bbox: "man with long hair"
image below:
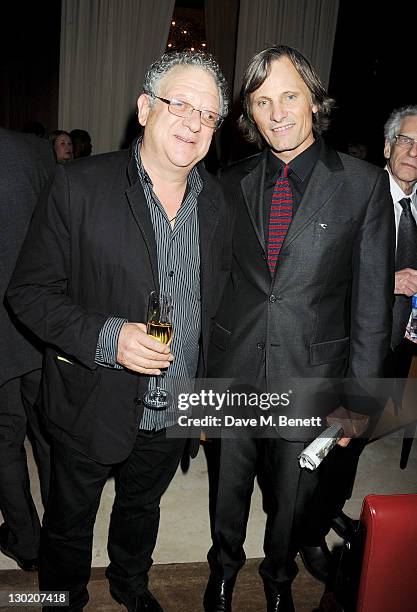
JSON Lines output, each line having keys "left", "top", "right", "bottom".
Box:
{"left": 204, "top": 45, "right": 394, "bottom": 612}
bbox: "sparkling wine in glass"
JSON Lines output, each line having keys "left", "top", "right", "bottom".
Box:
{"left": 143, "top": 291, "right": 173, "bottom": 410}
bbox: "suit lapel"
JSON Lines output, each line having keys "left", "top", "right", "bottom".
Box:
{"left": 198, "top": 185, "right": 220, "bottom": 304}
{"left": 125, "top": 152, "right": 159, "bottom": 289}
{"left": 241, "top": 152, "right": 268, "bottom": 251}
{"left": 197, "top": 182, "right": 221, "bottom": 374}
{"left": 280, "top": 145, "right": 344, "bottom": 252}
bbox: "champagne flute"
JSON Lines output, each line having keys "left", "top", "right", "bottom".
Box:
{"left": 143, "top": 291, "right": 173, "bottom": 409}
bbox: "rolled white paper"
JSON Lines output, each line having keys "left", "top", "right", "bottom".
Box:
{"left": 298, "top": 423, "right": 344, "bottom": 470}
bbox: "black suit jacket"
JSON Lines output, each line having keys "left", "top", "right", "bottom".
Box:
{"left": 0, "top": 128, "right": 55, "bottom": 387}
{"left": 208, "top": 141, "right": 395, "bottom": 438}
{"left": 7, "top": 146, "right": 232, "bottom": 463}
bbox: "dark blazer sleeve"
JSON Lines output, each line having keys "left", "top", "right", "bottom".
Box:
{"left": 1, "top": 130, "right": 56, "bottom": 385}
{"left": 7, "top": 164, "right": 109, "bottom": 370}
{"left": 348, "top": 169, "right": 395, "bottom": 377}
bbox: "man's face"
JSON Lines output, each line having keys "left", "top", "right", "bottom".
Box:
{"left": 250, "top": 57, "right": 318, "bottom": 163}
{"left": 137, "top": 65, "right": 220, "bottom": 173}
{"left": 347, "top": 143, "right": 368, "bottom": 160}
{"left": 54, "top": 134, "right": 73, "bottom": 161}
{"left": 384, "top": 115, "right": 417, "bottom": 195}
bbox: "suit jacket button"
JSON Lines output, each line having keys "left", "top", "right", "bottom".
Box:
{"left": 269, "top": 294, "right": 277, "bottom": 303}
{"left": 257, "top": 342, "right": 265, "bottom": 350}
{"left": 134, "top": 397, "right": 142, "bottom": 405}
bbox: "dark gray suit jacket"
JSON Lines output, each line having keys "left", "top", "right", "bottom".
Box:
{"left": 208, "top": 141, "right": 395, "bottom": 438}
{"left": 7, "top": 146, "right": 232, "bottom": 463}
{"left": 0, "top": 128, "right": 55, "bottom": 387}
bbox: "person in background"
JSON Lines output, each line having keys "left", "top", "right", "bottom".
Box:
{"left": 385, "top": 105, "right": 417, "bottom": 356}
{"left": 49, "top": 130, "right": 73, "bottom": 162}
{"left": 70, "top": 129, "right": 92, "bottom": 158}
{"left": 22, "top": 121, "right": 47, "bottom": 139}
{"left": 0, "top": 128, "right": 53, "bottom": 572}
{"left": 384, "top": 105, "right": 417, "bottom": 466}
{"left": 7, "top": 51, "right": 231, "bottom": 612}
{"left": 203, "top": 45, "right": 394, "bottom": 612}
{"left": 347, "top": 138, "right": 369, "bottom": 161}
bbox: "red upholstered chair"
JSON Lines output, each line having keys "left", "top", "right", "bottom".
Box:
{"left": 356, "top": 494, "right": 417, "bottom": 612}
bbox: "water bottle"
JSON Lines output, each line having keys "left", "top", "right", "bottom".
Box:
{"left": 410, "top": 294, "right": 417, "bottom": 342}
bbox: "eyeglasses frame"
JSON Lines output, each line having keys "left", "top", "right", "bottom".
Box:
{"left": 393, "top": 134, "right": 417, "bottom": 149}
{"left": 144, "top": 91, "right": 223, "bottom": 130}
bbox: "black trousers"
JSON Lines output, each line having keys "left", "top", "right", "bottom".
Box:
{"left": 300, "top": 441, "right": 365, "bottom": 543}
{"left": 0, "top": 370, "right": 50, "bottom": 560}
{"left": 385, "top": 339, "right": 417, "bottom": 410}
{"left": 207, "top": 436, "right": 318, "bottom": 589}
{"left": 39, "top": 428, "right": 185, "bottom": 610}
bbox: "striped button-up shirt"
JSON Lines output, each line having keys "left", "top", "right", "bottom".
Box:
{"left": 95, "top": 140, "right": 202, "bottom": 430}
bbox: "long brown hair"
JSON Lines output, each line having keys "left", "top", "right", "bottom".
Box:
{"left": 238, "top": 45, "right": 335, "bottom": 148}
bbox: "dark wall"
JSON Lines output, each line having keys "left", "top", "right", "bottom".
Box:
{"left": 0, "top": 1, "right": 61, "bottom": 134}
{"left": 1, "top": 0, "right": 413, "bottom": 159}
{"left": 327, "top": 0, "right": 416, "bottom": 165}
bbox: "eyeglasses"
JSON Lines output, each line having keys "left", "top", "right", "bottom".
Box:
{"left": 393, "top": 134, "right": 417, "bottom": 149}
{"left": 145, "top": 91, "right": 223, "bottom": 129}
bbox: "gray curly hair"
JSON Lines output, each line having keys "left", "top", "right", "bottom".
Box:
{"left": 384, "top": 105, "right": 417, "bottom": 142}
{"left": 142, "top": 51, "right": 229, "bottom": 118}
{"left": 238, "top": 45, "right": 335, "bottom": 149}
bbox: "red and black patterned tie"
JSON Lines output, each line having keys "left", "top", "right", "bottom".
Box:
{"left": 267, "top": 164, "right": 293, "bottom": 274}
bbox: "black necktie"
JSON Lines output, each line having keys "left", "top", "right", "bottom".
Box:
{"left": 395, "top": 197, "right": 417, "bottom": 271}
{"left": 392, "top": 197, "right": 417, "bottom": 347}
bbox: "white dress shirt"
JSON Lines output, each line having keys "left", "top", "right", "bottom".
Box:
{"left": 385, "top": 167, "right": 417, "bottom": 248}
{"left": 385, "top": 167, "right": 417, "bottom": 342}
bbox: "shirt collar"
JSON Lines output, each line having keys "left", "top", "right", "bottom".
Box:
{"left": 266, "top": 136, "right": 321, "bottom": 184}
{"left": 135, "top": 137, "right": 153, "bottom": 185}
{"left": 134, "top": 136, "right": 203, "bottom": 193}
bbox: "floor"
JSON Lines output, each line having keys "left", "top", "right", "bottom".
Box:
{"left": 0, "top": 430, "right": 416, "bottom": 611}
{"left": 0, "top": 559, "right": 325, "bottom": 612}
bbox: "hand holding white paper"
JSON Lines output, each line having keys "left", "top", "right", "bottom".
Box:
{"left": 298, "top": 423, "right": 344, "bottom": 470}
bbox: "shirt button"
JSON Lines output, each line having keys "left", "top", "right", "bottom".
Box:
{"left": 168, "top": 271, "right": 174, "bottom": 278}
{"left": 257, "top": 342, "right": 265, "bottom": 350}
{"left": 269, "top": 294, "right": 277, "bottom": 303}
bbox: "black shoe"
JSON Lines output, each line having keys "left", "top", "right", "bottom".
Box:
{"left": 0, "top": 523, "right": 38, "bottom": 572}
{"left": 110, "top": 588, "right": 163, "bottom": 612}
{"left": 264, "top": 584, "right": 295, "bottom": 612}
{"left": 331, "top": 512, "right": 359, "bottom": 540}
{"left": 299, "top": 540, "right": 331, "bottom": 583}
{"left": 203, "top": 574, "right": 235, "bottom": 612}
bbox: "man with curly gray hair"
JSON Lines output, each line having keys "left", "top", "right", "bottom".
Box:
{"left": 204, "top": 45, "right": 394, "bottom": 612}
{"left": 143, "top": 51, "right": 229, "bottom": 119}
{"left": 7, "top": 50, "right": 232, "bottom": 612}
